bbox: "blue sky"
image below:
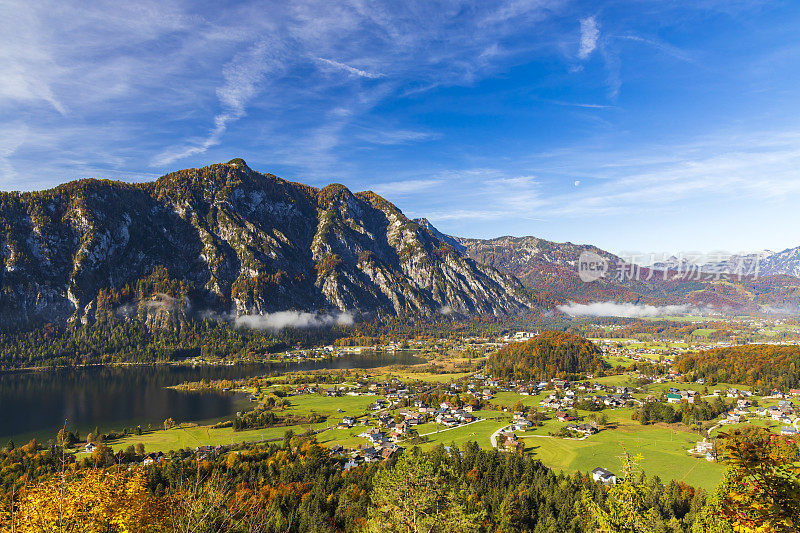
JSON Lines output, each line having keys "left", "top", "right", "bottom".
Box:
{"left": 2, "top": 0, "right": 800, "bottom": 256}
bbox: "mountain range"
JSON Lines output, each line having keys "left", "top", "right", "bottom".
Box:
{"left": 2, "top": 160, "right": 800, "bottom": 330}
{"left": 651, "top": 249, "right": 800, "bottom": 278}
{"left": 0, "top": 160, "right": 534, "bottom": 329}
{"left": 418, "top": 226, "right": 800, "bottom": 313}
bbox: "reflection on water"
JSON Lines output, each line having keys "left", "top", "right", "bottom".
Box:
{"left": 0, "top": 351, "right": 421, "bottom": 443}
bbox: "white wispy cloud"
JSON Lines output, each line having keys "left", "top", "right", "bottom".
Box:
{"left": 620, "top": 34, "right": 695, "bottom": 64}
{"left": 316, "top": 57, "right": 385, "bottom": 79}
{"left": 388, "top": 126, "right": 800, "bottom": 245}
{"left": 578, "top": 16, "right": 599, "bottom": 59}
{"left": 404, "top": 169, "right": 543, "bottom": 223}
{"left": 558, "top": 302, "right": 701, "bottom": 318}
{"left": 153, "top": 38, "right": 283, "bottom": 166}
{"left": 235, "top": 310, "right": 354, "bottom": 330}
{"left": 0, "top": 0, "right": 789, "bottom": 227}
{"left": 540, "top": 98, "right": 614, "bottom": 109}
{"left": 371, "top": 178, "right": 443, "bottom": 196}
{"left": 0, "top": 125, "right": 28, "bottom": 183}
{"left": 358, "top": 128, "right": 441, "bottom": 145}
{"left": 539, "top": 130, "right": 800, "bottom": 216}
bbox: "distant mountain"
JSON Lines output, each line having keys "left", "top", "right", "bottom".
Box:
{"left": 695, "top": 248, "right": 800, "bottom": 278}
{"left": 648, "top": 248, "right": 800, "bottom": 280}
{"left": 413, "top": 218, "right": 466, "bottom": 254}
{"left": 420, "top": 221, "right": 800, "bottom": 312}
{"left": 452, "top": 235, "right": 647, "bottom": 304}
{"left": 650, "top": 251, "right": 772, "bottom": 276}
{"left": 0, "top": 160, "right": 535, "bottom": 329}
{"left": 759, "top": 247, "right": 800, "bottom": 277}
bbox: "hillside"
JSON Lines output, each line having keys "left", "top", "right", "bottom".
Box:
{"left": 0, "top": 160, "right": 535, "bottom": 329}
{"left": 418, "top": 222, "right": 800, "bottom": 312}
{"left": 488, "top": 331, "right": 606, "bottom": 379}
{"left": 454, "top": 234, "right": 648, "bottom": 304}
{"left": 675, "top": 344, "right": 800, "bottom": 391}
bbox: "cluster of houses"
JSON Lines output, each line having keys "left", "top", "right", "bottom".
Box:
{"left": 719, "top": 397, "right": 796, "bottom": 426}
{"left": 598, "top": 341, "right": 678, "bottom": 364}
{"left": 692, "top": 439, "right": 716, "bottom": 462}
{"left": 340, "top": 444, "right": 404, "bottom": 469}
{"left": 288, "top": 378, "right": 419, "bottom": 407}
{"left": 431, "top": 401, "right": 478, "bottom": 427}
{"left": 539, "top": 382, "right": 636, "bottom": 412}
{"left": 510, "top": 412, "right": 533, "bottom": 431}
{"left": 82, "top": 443, "right": 227, "bottom": 467}
{"left": 666, "top": 388, "right": 699, "bottom": 403}
{"left": 565, "top": 422, "right": 600, "bottom": 436}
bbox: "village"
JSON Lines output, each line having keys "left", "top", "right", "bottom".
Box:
{"left": 96, "top": 324, "right": 800, "bottom": 492}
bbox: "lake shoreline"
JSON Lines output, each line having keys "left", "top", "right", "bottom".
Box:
{"left": 0, "top": 351, "right": 425, "bottom": 443}
{"left": 0, "top": 347, "right": 423, "bottom": 374}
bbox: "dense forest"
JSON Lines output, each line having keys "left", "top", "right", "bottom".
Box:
{"left": 488, "top": 332, "right": 607, "bottom": 380}
{"left": 0, "top": 320, "right": 350, "bottom": 369}
{"left": 2, "top": 428, "right": 797, "bottom": 532}
{"left": 0, "top": 312, "right": 566, "bottom": 369}
{"left": 0, "top": 434, "right": 706, "bottom": 532}
{"left": 566, "top": 318, "right": 742, "bottom": 343}
{"left": 675, "top": 344, "right": 800, "bottom": 392}
{"left": 633, "top": 397, "right": 732, "bottom": 426}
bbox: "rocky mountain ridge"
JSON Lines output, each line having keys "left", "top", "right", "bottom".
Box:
{"left": 651, "top": 248, "right": 800, "bottom": 278}
{"left": 420, "top": 224, "right": 800, "bottom": 312}
{"left": 0, "top": 160, "right": 535, "bottom": 329}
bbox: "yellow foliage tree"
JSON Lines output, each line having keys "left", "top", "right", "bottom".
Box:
{"left": 2, "top": 468, "right": 167, "bottom": 532}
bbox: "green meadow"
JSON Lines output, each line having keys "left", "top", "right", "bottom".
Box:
{"left": 107, "top": 373, "right": 751, "bottom": 493}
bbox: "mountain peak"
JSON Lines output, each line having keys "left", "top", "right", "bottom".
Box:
{"left": 0, "top": 165, "right": 535, "bottom": 328}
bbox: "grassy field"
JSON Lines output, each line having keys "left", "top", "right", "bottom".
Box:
{"left": 118, "top": 410, "right": 724, "bottom": 491}
{"left": 604, "top": 355, "right": 635, "bottom": 367}
{"left": 593, "top": 374, "right": 638, "bottom": 387}
{"left": 511, "top": 407, "right": 723, "bottom": 491}
{"left": 109, "top": 423, "right": 321, "bottom": 453}
{"left": 420, "top": 420, "right": 505, "bottom": 449}
{"left": 490, "top": 391, "right": 548, "bottom": 408}
{"left": 642, "top": 315, "right": 717, "bottom": 323}
{"left": 524, "top": 422, "right": 722, "bottom": 491}
{"left": 709, "top": 418, "right": 782, "bottom": 438}
{"left": 644, "top": 381, "right": 750, "bottom": 394}
{"left": 372, "top": 371, "right": 474, "bottom": 383}
{"left": 107, "top": 373, "right": 745, "bottom": 493}
{"left": 281, "top": 393, "right": 376, "bottom": 417}
{"left": 480, "top": 389, "right": 727, "bottom": 491}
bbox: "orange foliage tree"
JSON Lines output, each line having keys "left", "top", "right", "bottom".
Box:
{"left": 2, "top": 468, "right": 167, "bottom": 532}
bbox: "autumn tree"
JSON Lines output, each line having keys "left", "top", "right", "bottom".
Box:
{"left": 167, "top": 465, "right": 269, "bottom": 533}
{"left": 3, "top": 468, "right": 167, "bottom": 532}
{"left": 366, "top": 450, "right": 480, "bottom": 533}
{"left": 582, "top": 452, "right": 659, "bottom": 532}
{"left": 693, "top": 429, "right": 800, "bottom": 532}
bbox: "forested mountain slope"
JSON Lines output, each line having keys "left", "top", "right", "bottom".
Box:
{"left": 0, "top": 160, "right": 535, "bottom": 329}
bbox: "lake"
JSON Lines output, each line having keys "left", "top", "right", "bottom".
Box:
{"left": 0, "top": 351, "right": 422, "bottom": 443}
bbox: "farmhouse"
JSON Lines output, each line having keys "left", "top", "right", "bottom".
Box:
{"left": 591, "top": 467, "right": 617, "bottom": 485}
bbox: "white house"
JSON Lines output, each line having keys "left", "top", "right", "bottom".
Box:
{"left": 591, "top": 467, "right": 617, "bottom": 485}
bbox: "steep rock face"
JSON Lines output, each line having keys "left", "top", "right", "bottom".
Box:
{"left": 0, "top": 161, "right": 534, "bottom": 328}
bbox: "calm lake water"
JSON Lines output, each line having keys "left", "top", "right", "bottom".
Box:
{"left": 0, "top": 351, "right": 422, "bottom": 443}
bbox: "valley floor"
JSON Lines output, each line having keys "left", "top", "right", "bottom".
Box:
{"left": 107, "top": 370, "right": 733, "bottom": 492}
